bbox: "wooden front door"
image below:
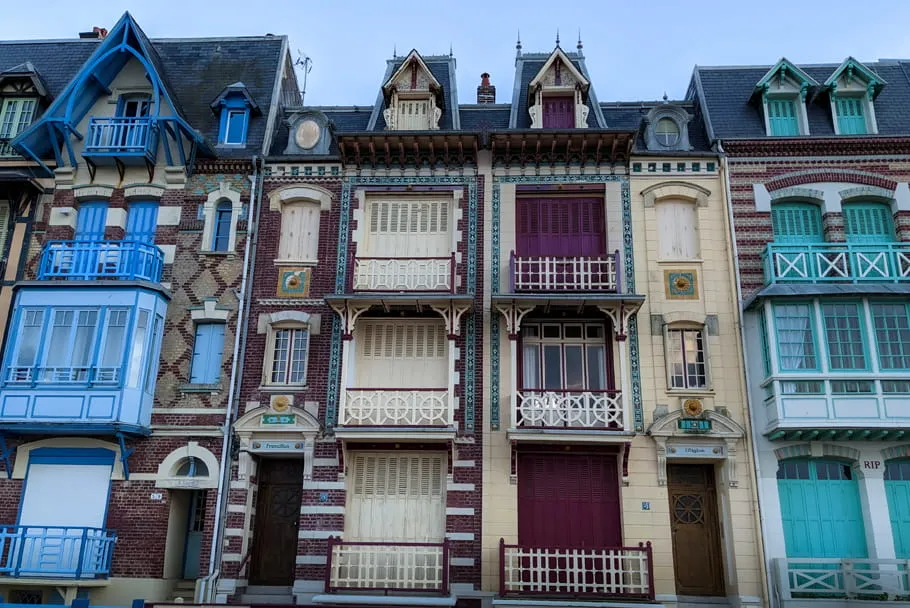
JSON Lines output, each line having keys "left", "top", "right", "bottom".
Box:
{"left": 250, "top": 458, "right": 303, "bottom": 585}
{"left": 518, "top": 452, "right": 621, "bottom": 547}
{"left": 668, "top": 464, "right": 725, "bottom": 596}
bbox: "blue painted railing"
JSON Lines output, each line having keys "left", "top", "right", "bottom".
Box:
{"left": 83, "top": 117, "right": 159, "bottom": 160}
{"left": 763, "top": 242, "right": 910, "bottom": 284}
{"left": 0, "top": 526, "right": 116, "bottom": 579}
{"left": 39, "top": 240, "right": 164, "bottom": 282}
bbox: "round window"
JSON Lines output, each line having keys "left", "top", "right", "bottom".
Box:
{"left": 655, "top": 117, "right": 680, "bottom": 147}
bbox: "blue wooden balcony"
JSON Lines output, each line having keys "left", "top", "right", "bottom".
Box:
{"left": 82, "top": 117, "right": 159, "bottom": 166}
{"left": 763, "top": 242, "right": 910, "bottom": 285}
{"left": 39, "top": 240, "right": 163, "bottom": 283}
{"left": 0, "top": 526, "right": 115, "bottom": 579}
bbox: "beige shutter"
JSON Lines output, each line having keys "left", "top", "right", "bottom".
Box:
{"left": 364, "top": 199, "right": 449, "bottom": 259}
{"left": 656, "top": 199, "right": 698, "bottom": 259}
{"left": 397, "top": 99, "right": 430, "bottom": 130}
{"left": 356, "top": 320, "right": 447, "bottom": 388}
{"left": 278, "top": 201, "right": 320, "bottom": 261}
{"left": 346, "top": 452, "right": 446, "bottom": 541}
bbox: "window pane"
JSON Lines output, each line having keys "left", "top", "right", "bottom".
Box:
{"left": 871, "top": 303, "right": 910, "bottom": 370}
{"left": 822, "top": 303, "right": 866, "bottom": 370}
{"left": 542, "top": 345, "right": 562, "bottom": 390}
{"left": 271, "top": 329, "right": 290, "bottom": 383}
{"left": 288, "top": 329, "right": 309, "bottom": 384}
{"left": 586, "top": 346, "right": 606, "bottom": 390}
{"left": 15, "top": 310, "right": 44, "bottom": 368}
{"left": 774, "top": 304, "right": 817, "bottom": 371}
{"left": 101, "top": 309, "right": 129, "bottom": 368}
{"left": 668, "top": 330, "right": 685, "bottom": 388}
{"left": 213, "top": 203, "right": 232, "bottom": 251}
{"left": 144, "top": 315, "right": 162, "bottom": 393}
{"left": 46, "top": 310, "right": 74, "bottom": 367}
{"left": 225, "top": 110, "right": 246, "bottom": 144}
{"left": 72, "top": 310, "right": 99, "bottom": 367}
{"left": 521, "top": 344, "right": 540, "bottom": 389}
{"left": 564, "top": 345, "right": 584, "bottom": 390}
{"left": 683, "top": 330, "right": 707, "bottom": 388}
{"left": 127, "top": 310, "right": 150, "bottom": 388}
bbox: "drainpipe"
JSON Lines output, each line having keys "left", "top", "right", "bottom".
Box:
{"left": 199, "top": 154, "right": 262, "bottom": 603}
{"left": 719, "top": 145, "right": 773, "bottom": 608}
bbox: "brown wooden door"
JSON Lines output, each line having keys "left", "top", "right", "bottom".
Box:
{"left": 517, "top": 452, "right": 621, "bottom": 547}
{"left": 668, "top": 464, "right": 726, "bottom": 596}
{"left": 249, "top": 458, "right": 303, "bottom": 585}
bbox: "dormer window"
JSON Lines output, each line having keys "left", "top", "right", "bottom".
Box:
{"left": 754, "top": 58, "right": 818, "bottom": 137}
{"left": 210, "top": 82, "right": 260, "bottom": 147}
{"left": 528, "top": 48, "right": 591, "bottom": 129}
{"left": 644, "top": 105, "right": 691, "bottom": 151}
{"left": 655, "top": 118, "right": 680, "bottom": 146}
{"left": 826, "top": 57, "right": 885, "bottom": 136}
{"left": 381, "top": 51, "right": 443, "bottom": 131}
{"left": 0, "top": 98, "right": 36, "bottom": 155}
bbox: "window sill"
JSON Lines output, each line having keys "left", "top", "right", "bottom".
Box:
{"left": 216, "top": 143, "right": 247, "bottom": 149}
{"left": 274, "top": 259, "right": 318, "bottom": 267}
{"left": 657, "top": 258, "right": 704, "bottom": 264}
{"left": 258, "top": 384, "right": 308, "bottom": 393}
{"left": 666, "top": 388, "right": 714, "bottom": 396}
{"left": 180, "top": 383, "right": 223, "bottom": 394}
{"left": 199, "top": 250, "right": 236, "bottom": 258}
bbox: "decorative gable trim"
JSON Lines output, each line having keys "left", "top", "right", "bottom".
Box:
{"left": 380, "top": 50, "right": 444, "bottom": 131}
{"left": 528, "top": 47, "right": 589, "bottom": 89}
{"left": 753, "top": 58, "right": 819, "bottom": 99}
{"left": 0, "top": 62, "right": 49, "bottom": 98}
{"left": 210, "top": 82, "right": 261, "bottom": 114}
{"left": 382, "top": 50, "right": 441, "bottom": 93}
{"left": 825, "top": 57, "right": 886, "bottom": 98}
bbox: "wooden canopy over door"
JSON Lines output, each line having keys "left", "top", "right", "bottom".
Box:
{"left": 249, "top": 458, "right": 304, "bottom": 585}
{"left": 667, "top": 464, "right": 725, "bottom": 596}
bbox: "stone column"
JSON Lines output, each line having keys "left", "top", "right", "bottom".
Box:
{"left": 855, "top": 460, "right": 896, "bottom": 559}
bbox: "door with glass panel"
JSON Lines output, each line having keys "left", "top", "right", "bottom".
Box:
{"left": 518, "top": 321, "right": 616, "bottom": 428}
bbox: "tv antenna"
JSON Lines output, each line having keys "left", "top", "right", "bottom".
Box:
{"left": 295, "top": 50, "right": 313, "bottom": 106}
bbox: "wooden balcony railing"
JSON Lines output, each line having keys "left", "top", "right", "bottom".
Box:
{"left": 515, "top": 390, "right": 623, "bottom": 430}
{"left": 763, "top": 242, "right": 910, "bottom": 285}
{"left": 499, "top": 539, "right": 654, "bottom": 600}
{"left": 83, "top": 117, "right": 159, "bottom": 159}
{"left": 5, "top": 365, "right": 122, "bottom": 386}
{"left": 511, "top": 250, "right": 619, "bottom": 292}
{"left": 325, "top": 537, "right": 449, "bottom": 594}
{"left": 352, "top": 255, "right": 455, "bottom": 292}
{"left": 0, "top": 526, "right": 116, "bottom": 579}
{"left": 773, "top": 557, "right": 910, "bottom": 601}
{"left": 38, "top": 240, "right": 164, "bottom": 282}
{"left": 340, "top": 388, "right": 452, "bottom": 427}
{"left": 0, "top": 138, "right": 20, "bottom": 158}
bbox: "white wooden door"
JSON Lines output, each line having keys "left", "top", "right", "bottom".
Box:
{"left": 346, "top": 452, "right": 446, "bottom": 541}
{"left": 356, "top": 320, "right": 447, "bottom": 388}
{"left": 365, "top": 199, "right": 450, "bottom": 258}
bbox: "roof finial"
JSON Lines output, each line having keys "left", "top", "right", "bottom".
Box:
{"left": 555, "top": 29, "right": 561, "bottom": 48}
{"left": 577, "top": 30, "right": 583, "bottom": 52}
{"left": 393, "top": 44, "right": 397, "bottom": 59}
{"left": 663, "top": 92, "right": 669, "bottom": 103}
{"left": 449, "top": 43, "right": 453, "bottom": 57}
{"left": 516, "top": 30, "right": 522, "bottom": 55}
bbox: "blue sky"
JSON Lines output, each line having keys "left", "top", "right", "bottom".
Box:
{"left": 5, "top": 0, "right": 910, "bottom": 107}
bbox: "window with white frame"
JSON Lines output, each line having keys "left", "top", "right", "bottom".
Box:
{"left": 521, "top": 322, "right": 610, "bottom": 392}
{"left": 666, "top": 327, "right": 707, "bottom": 389}
{"left": 655, "top": 199, "right": 698, "bottom": 259}
{"left": 266, "top": 325, "right": 310, "bottom": 386}
{"left": 277, "top": 201, "right": 320, "bottom": 262}
{"left": 0, "top": 97, "right": 36, "bottom": 155}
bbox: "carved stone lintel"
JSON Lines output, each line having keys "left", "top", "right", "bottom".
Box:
{"left": 494, "top": 302, "right": 535, "bottom": 338}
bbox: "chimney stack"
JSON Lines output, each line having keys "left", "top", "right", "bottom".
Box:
{"left": 477, "top": 73, "right": 496, "bottom": 104}
{"left": 79, "top": 26, "right": 108, "bottom": 40}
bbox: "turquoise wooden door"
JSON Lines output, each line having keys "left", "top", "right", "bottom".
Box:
{"left": 777, "top": 459, "right": 867, "bottom": 558}
{"left": 885, "top": 461, "right": 910, "bottom": 558}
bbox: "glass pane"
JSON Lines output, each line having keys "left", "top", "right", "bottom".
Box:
{"left": 225, "top": 110, "right": 246, "bottom": 143}
{"left": 288, "top": 329, "right": 308, "bottom": 384}
{"left": 586, "top": 346, "right": 606, "bottom": 390}
{"left": 144, "top": 315, "right": 162, "bottom": 393}
{"left": 668, "top": 330, "right": 685, "bottom": 388}
{"left": 271, "top": 329, "right": 290, "bottom": 383}
{"left": 683, "top": 331, "right": 707, "bottom": 388}
{"left": 564, "top": 345, "right": 584, "bottom": 390}
{"left": 871, "top": 303, "right": 910, "bottom": 369}
{"left": 563, "top": 325, "right": 583, "bottom": 340}
{"left": 101, "top": 310, "right": 129, "bottom": 368}
{"left": 822, "top": 303, "right": 866, "bottom": 370}
{"left": 127, "top": 310, "right": 150, "bottom": 388}
{"left": 46, "top": 310, "right": 74, "bottom": 367}
{"left": 16, "top": 310, "right": 44, "bottom": 367}
{"left": 542, "top": 345, "right": 562, "bottom": 390}
{"left": 521, "top": 344, "right": 540, "bottom": 389}
{"left": 72, "top": 310, "right": 99, "bottom": 367}
{"left": 774, "top": 304, "right": 817, "bottom": 371}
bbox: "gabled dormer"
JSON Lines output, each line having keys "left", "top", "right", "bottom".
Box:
{"left": 0, "top": 62, "right": 49, "bottom": 158}
{"left": 11, "top": 12, "right": 209, "bottom": 181}
{"left": 380, "top": 50, "right": 444, "bottom": 131}
{"left": 754, "top": 58, "right": 818, "bottom": 136}
{"left": 825, "top": 57, "right": 885, "bottom": 135}
{"left": 210, "top": 82, "right": 261, "bottom": 147}
{"left": 527, "top": 46, "right": 590, "bottom": 129}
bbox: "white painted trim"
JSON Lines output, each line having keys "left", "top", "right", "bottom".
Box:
{"left": 157, "top": 244, "right": 176, "bottom": 264}
{"left": 445, "top": 507, "right": 474, "bottom": 516}
{"left": 191, "top": 299, "right": 231, "bottom": 322}
{"left": 13, "top": 438, "right": 124, "bottom": 480}
{"left": 123, "top": 184, "right": 166, "bottom": 200}
{"left": 202, "top": 182, "right": 243, "bottom": 252}
{"left": 450, "top": 557, "right": 475, "bottom": 567}
{"left": 268, "top": 183, "right": 334, "bottom": 211}
{"left": 296, "top": 555, "right": 328, "bottom": 565}
{"left": 303, "top": 481, "right": 346, "bottom": 490}
{"left": 154, "top": 441, "right": 220, "bottom": 489}
{"left": 157, "top": 206, "right": 181, "bottom": 226}
{"left": 301, "top": 505, "right": 345, "bottom": 515}
{"left": 453, "top": 460, "right": 474, "bottom": 468}
{"left": 446, "top": 482, "right": 475, "bottom": 492}
{"left": 106, "top": 208, "right": 127, "bottom": 230}
{"left": 444, "top": 532, "right": 474, "bottom": 542}
{"left": 298, "top": 529, "right": 343, "bottom": 539}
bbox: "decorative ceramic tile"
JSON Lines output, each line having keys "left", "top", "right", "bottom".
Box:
{"left": 276, "top": 268, "right": 312, "bottom": 298}
{"left": 665, "top": 270, "right": 699, "bottom": 300}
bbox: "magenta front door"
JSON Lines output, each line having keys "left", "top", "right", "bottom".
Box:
{"left": 517, "top": 452, "right": 621, "bottom": 547}
{"left": 542, "top": 96, "right": 576, "bottom": 128}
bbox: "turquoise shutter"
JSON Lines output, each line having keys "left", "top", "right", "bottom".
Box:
{"left": 885, "top": 461, "right": 910, "bottom": 558}
{"left": 190, "top": 323, "right": 225, "bottom": 384}
{"left": 771, "top": 203, "right": 823, "bottom": 243}
{"left": 126, "top": 202, "right": 159, "bottom": 243}
{"left": 768, "top": 99, "right": 799, "bottom": 136}
{"left": 76, "top": 202, "right": 108, "bottom": 241}
{"left": 844, "top": 202, "right": 894, "bottom": 242}
{"left": 836, "top": 97, "right": 866, "bottom": 135}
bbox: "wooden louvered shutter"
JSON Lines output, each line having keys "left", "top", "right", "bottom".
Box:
{"left": 516, "top": 197, "right": 605, "bottom": 257}
{"left": 357, "top": 321, "right": 447, "bottom": 388}
{"left": 768, "top": 99, "right": 799, "bottom": 136}
{"left": 836, "top": 97, "right": 867, "bottom": 135}
{"left": 365, "top": 199, "right": 449, "bottom": 258}
{"left": 76, "top": 202, "right": 108, "bottom": 241}
{"left": 279, "top": 202, "right": 320, "bottom": 261}
{"left": 126, "top": 201, "right": 159, "bottom": 243}
{"left": 844, "top": 202, "right": 895, "bottom": 243}
{"left": 656, "top": 199, "right": 698, "bottom": 259}
{"left": 772, "top": 203, "right": 823, "bottom": 243}
{"left": 347, "top": 452, "right": 446, "bottom": 541}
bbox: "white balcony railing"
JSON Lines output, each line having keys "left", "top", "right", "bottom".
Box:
{"left": 511, "top": 251, "right": 619, "bottom": 292}
{"left": 773, "top": 557, "right": 910, "bottom": 602}
{"left": 514, "top": 390, "right": 624, "bottom": 430}
{"left": 326, "top": 538, "right": 449, "bottom": 593}
{"left": 353, "top": 256, "right": 454, "bottom": 292}
{"left": 500, "top": 540, "right": 654, "bottom": 600}
{"left": 340, "top": 389, "right": 452, "bottom": 427}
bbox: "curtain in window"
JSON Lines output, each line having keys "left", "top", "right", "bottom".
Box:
{"left": 521, "top": 344, "right": 540, "bottom": 389}
{"left": 774, "top": 305, "right": 817, "bottom": 371}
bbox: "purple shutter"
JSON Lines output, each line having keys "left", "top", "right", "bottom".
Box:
{"left": 542, "top": 96, "right": 576, "bottom": 129}
{"left": 517, "top": 197, "right": 605, "bottom": 257}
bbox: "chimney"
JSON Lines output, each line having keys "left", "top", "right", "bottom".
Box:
{"left": 79, "top": 26, "right": 108, "bottom": 40}
{"left": 477, "top": 73, "right": 496, "bottom": 104}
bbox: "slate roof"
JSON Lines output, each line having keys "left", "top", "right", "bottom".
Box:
{"left": 459, "top": 104, "right": 511, "bottom": 131}
{"left": 690, "top": 59, "right": 910, "bottom": 141}
{"left": 367, "top": 54, "right": 460, "bottom": 131}
{"left": 600, "top": 101, "right": 713, "bottom": 154}
{"left": 509, "top": 50, "right": 606, "bottom": 129}
{"left": 0, "top": 34, "right": 286, "bottom": 157}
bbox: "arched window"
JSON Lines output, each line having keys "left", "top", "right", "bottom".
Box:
{"left": 176, "top": 457, "right": 210, "bottom": 478}
{"left": 843, "top": 202, "right": 894, "bottom": 243}
{"left": 771, "top": 202, "right": 823, "bottom": 243}
{"left": 654, "top": 117, "right": 680, "bottom": 147}
{"left": 212, "top": 201, "right": 232, "bottom": 252}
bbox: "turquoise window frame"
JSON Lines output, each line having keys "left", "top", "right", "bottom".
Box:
{"left": 821, "top": 301, "right": 869, "bottom": 372}
{"left": 771, "top": 202, "right": 824, "bottom": 243}
{"left": 758, "top": 311, "right": 772, "bottom": 378}
{"left": 843, "top": 202, "right": 895, "bottom": 243}
{"left": 835, "top": 95, "right": 867, "bottom": 135}
{"left": 217, "top": 95, "right": 250, "bottom": 146}
{"left": 870, "top": 301, "right": 910, "bottom": 371}
{"left": 771, "top": 302, "right": 820, "bottom": 373}
{"left": 767, "top": 98, "right": 800, "bottom": 136}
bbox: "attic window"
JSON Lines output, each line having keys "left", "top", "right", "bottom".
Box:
{"left": 211, "top": 84, "right": 260, "bottom": 147}
{"left": 755, "top": 59, "right": 816, "bottom": 137}
{"left": 655, "top": 118, "right": 680, "bottom": 146}
{"left": 826, "top": 58, "right": 884, "bottom": 136}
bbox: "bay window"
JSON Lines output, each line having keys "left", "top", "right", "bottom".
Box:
{"left": 520, "top": 322, "right": 610, "bottom": 392}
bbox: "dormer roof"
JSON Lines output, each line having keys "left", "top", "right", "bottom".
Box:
{"left": 367, "top": 51, "right": 459, "bottom": 131}
{"left": 528, "top": 46, "right": 590, "bottom": 90}
{"left": 825, "top": 57, "right": 886, "bottom": 98}
{"left": 753, "top": 57, "right": 819, "bottom": 97}
{"left": 0, "top": 61, "right": 49, "bottom": 97}
{"left": 210, "top": 81, "right": 261, "bottom": 114}
{"left": 382, "top": 50, "right": 442, "bottom": 93}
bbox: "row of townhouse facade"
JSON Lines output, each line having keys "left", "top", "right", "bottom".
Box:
{"left": 0, "top": 13, "right": 907, "bottom": 608}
